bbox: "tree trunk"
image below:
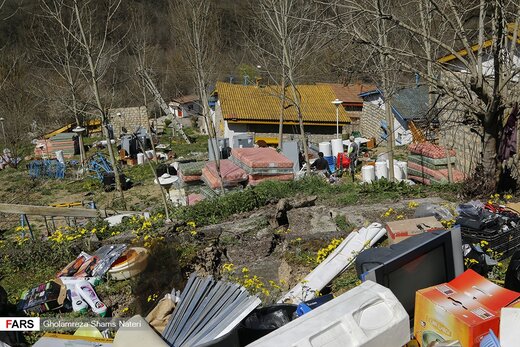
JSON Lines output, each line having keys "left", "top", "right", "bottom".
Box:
{"left": 481, "top": 120, "right": 499, "bottom": 185}
{"left": 73, "top": 1, "right": 125, "bottom": 207}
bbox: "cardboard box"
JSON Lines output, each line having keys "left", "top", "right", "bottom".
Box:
{"left": 17, "top": 279, "right": 67, "bottom": 314}
{"left": 414, "top": 269, "right": 520, "bottom": 347}
{"left": 386, "top": 216, "right": 444, "bottom": 244}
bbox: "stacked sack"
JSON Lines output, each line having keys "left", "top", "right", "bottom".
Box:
{"left": 407, "top": 142, "right": 465, "bottom": 184}
{"left": 201, "top": 159, "right": 248, "bottom": 189}
{"left": 230, "top": 148, "right": 294, "bottom": 186}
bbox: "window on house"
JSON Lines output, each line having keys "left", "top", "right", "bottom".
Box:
{"left": 346, "top": 105, "right": 363, "bottom": 112}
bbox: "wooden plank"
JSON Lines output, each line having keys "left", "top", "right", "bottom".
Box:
{"left": 0, "top": 203, "right": 141, "bottom": 218}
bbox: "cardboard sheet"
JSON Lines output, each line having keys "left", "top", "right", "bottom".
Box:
{"left": 386, "top": 216, "right": 444, "bottom": 244}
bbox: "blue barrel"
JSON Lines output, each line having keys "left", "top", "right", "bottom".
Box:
{"left": 324, "top": 156, "right": 335, "bottom": 173}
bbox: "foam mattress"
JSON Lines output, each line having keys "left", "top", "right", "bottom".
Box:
{"left": 408, "top": 142, "right": 456, "bottom": 159}
{"left": 231, "top": 148, "right": 293, "bottom": 168}
{"left": 205, "top": 159, "right": 247, "bottom": 183}
{"left": 248, "top": 174, "right": 294, "bottom": 186}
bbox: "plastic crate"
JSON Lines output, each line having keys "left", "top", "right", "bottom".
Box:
{"left": 461, "top": 225, "right": 520, "bottom": 259}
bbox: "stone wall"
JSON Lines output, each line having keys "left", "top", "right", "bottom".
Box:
{"left": 438, "top": 107, "right": 481, "bottom": 177}
{"left": 360, "top": 101, "right": 385, "bottom": 140}
{"left": 108, "top": 106, "right": 148, "bottom": 138}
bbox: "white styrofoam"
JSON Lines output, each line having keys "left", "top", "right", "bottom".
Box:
{"left": 319, "top": 142, "right": 332, "bottom": 157}
{"left": 362, "top": 166, "right": 376, "bottom": 183}
{"left": 396, "top": 161, "right": 408, "bottom": 179}
{"left": 251, "top": 281, "right": 410, "bottom": 347}
{"left": 278, "top": 223, "right": 386, "bottom": 304}
{"left": 137, "top": 153, "right": 145, "bottom": 165}
{"left": 393, "top": 164, "right": 403, "bottom": 181}
{"left": 375, "top": 161, "right": 388, "bottom": 179}
{"left": 500, "top": 307, "right": 520, "bottom": 347}
{"left": 55, "top": 150, "right": 65, "bottom": 164}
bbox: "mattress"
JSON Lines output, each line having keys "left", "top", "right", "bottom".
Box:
{"left": 231, "top": 148, "right": 293, "bottom": 168}
{"left": 407, "top": 154, "right": 455, "bottom": 169}
{"left": 187, "top": 193, "right": 205, "bottom": 205}
{"left": 408, "top": 162, "right": 464, "bottom": 183}
{"left": 247, "top": 173, "right": 294, "bottom": 186}
{"left": 178, "top": 161, "right": 205, "bottom": 176}
{"left": 178, "top": 171, "right": 202, "bottom": 183}
{"left": 230, "top": 156, "right": 294, "bottom": 175}
{"left": 205, "top": 160, "right": 247, "bottom": 183}
{"left": 408, "top": 142, "right": 456, "bottom": 159}
{"left": 408, "top": 174, "right": 433, "bottom": 185}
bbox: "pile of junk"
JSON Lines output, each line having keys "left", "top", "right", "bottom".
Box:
{"left": 6, "top": 202, "right": 520, "bottom": 347}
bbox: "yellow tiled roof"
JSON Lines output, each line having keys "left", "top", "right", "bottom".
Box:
{"left": 217, "top": 82, "right": 350, "bottom": 124}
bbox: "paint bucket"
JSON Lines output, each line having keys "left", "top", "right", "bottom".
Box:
{"left": 375, "top": 161, "right": 388, "bottom": 179}
{"left": 331, "top": 139, "right": 343, "bottom": 158}
{"left": 318, "top": 142, "right": 332, "bottom": 157}
{"left": 137, "top": 153, "right": 145, "bottom": 165}
{"left": 362, "top": 166, "right": 375, "bottom": 183}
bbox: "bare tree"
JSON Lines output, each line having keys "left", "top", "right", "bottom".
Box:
{"left": 128, "top": 7, "right": 172, "bottom": 221}
{"left": 247, "top": 0, "right": 331, "bottom": 173}
{"left": 330, "top": 0, "right": 520, "bottom": 188}
{"left": 169, "top": 0, "right": 225, "bottom": 193}
{"left": 35, "top": 3, "right": 88, "bottom": 169}
{"left": 42, "top": 0, "right": 127, "bottom": 205}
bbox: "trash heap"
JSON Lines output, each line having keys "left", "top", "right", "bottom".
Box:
{"left": 407, "top": 142, "right": 465, "bottom": 184}
{"left": 18, "top": 244, "right": 128, "bottom": 317}
{"left": 230, "top": 148, "right": 294, "bottom": 186}
{"left": 457, "top": 200, "right": 520, "bottom": 259}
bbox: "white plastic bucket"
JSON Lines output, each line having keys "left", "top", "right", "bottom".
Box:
{"left": 137, "top": 153, "right": 145, "bottom": 165}
{"left": 375, "top": 162, "right": 388, "bottom": 179}
{"left": 319, "top": 142, "right": 332, "bottom": 157}
{"left": 362, "top": 166, "right": 375, "bottom": 183}
{"left": 331, "top": 139, "right": 344, "bottom": 158}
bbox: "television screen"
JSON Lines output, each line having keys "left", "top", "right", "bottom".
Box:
{"left": 385, "top": 245, "right": 448, "bottom": 317}
{"left": 357, "top": 229, "right": 463, "bottom": 320}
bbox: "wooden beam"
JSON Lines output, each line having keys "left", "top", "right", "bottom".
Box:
{"left": 0, "top": 203, "right": 141, "bottom": 218}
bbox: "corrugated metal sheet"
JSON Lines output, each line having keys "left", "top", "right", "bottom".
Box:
{"left": 217, "top": 82, "right": 350, "bottom": 124}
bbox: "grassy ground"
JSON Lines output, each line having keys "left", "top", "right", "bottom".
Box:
{"left": 0, "top": 132, "right": 510, "bottom": 345}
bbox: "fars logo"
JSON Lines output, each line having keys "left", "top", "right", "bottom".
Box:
{"left": 0, "top": 317, "right": 40, "bottom": 331}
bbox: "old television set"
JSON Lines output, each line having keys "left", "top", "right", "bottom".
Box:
{"left": 356, "top": 228, "right": 464, "bottom": 319}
